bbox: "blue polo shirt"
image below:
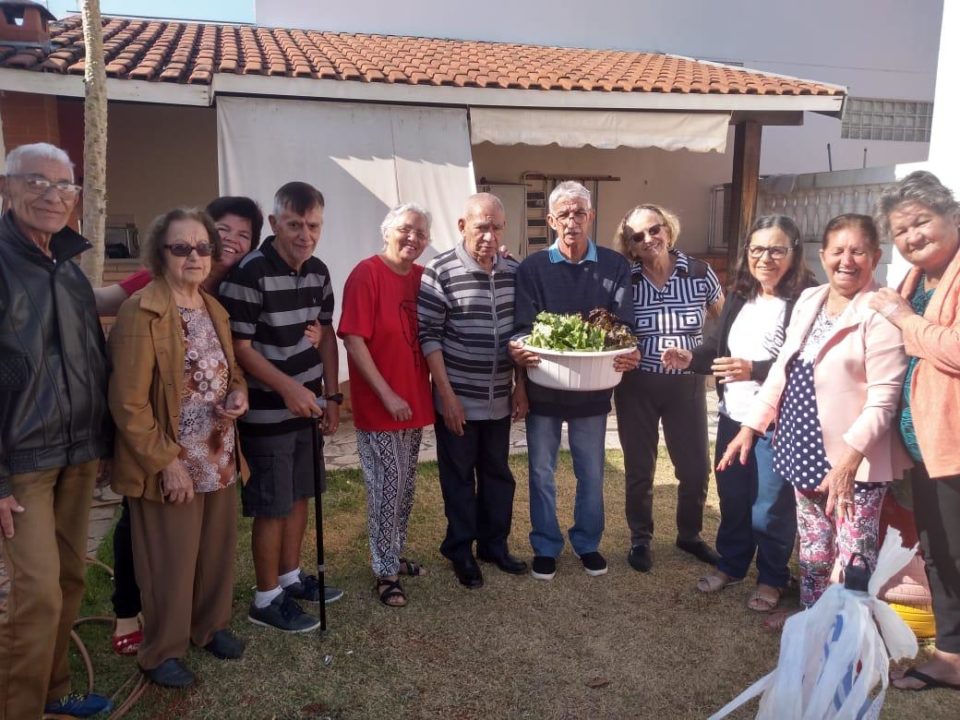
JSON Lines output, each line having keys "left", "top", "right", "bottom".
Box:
{"left": 547, "top": 238, "right": 598, "bottom": 264}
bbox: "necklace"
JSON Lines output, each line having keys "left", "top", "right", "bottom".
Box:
{"left": 824, "top": 293, "right": 850, "bottom": 318}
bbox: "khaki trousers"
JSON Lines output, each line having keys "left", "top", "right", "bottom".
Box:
{"left": 0, "top": 460, "right": 98, "bottom": 720}
{"left": 129, "top": 486, "right": 237, "bottom": 671}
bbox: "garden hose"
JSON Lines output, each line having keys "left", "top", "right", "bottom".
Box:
{"left": 41, "top": 557, "right": 149, "bottom": 719}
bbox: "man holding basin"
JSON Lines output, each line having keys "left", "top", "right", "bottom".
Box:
{"left": 509, "top": 181, "right": 639, "bottom": 581}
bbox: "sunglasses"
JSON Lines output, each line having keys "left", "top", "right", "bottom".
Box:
{"left": 628, "top": 224, "right": 665, "bottom": 243}
{"left": 164, "top": 242, "right": 213, "bottom": 257}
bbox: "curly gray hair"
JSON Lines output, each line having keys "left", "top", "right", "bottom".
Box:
{"left": 876, "top": 171, "right": 959, "bottom": 238}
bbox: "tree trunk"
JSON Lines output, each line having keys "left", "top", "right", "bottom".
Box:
{"left": 79, "top": 0, "right": 108, "bottom": 286}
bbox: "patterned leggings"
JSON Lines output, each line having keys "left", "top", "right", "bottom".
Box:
{"left": 356, "top": 428, "right": 423, "bottom": 578}
{"left": 795, "top": 485, "right": 887, "bottom": 607}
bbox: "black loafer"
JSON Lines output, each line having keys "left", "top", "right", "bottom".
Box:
{"left": 143, "top": 658, "right": 195, "bottom": 688}
{"left": 203, "top": 629, "right": 246, "bottom": 660}
{"left": 628, "top": 544, "right": 653, "bottom": 573}
{"left": 452, "top": 556, "right": 484, "bottom": 589}
{"left": 676, "top": 538, "right": 720, "bottom": 566}
{"left": 478, "top": 551, "right": 528, "bottom": 575}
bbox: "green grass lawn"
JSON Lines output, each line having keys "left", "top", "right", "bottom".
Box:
{"left": 73, "top": 450, "right": 959, "bottom": 719}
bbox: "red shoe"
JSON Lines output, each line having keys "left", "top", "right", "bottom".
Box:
{"left": 112, "top": 628, "right": 143, "bottom": 656}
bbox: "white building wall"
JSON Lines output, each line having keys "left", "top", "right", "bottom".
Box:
{"left": 257, "top": 0, "right": 942, "bottom": 176}
{"left": 926, "top": 0, "right": 960, "bottom": 196}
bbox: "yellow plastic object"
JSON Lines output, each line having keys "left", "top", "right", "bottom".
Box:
{"left": 888, "top": 602, "right": 937, "bottom": 639}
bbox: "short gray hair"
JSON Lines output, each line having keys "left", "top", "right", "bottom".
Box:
{"left": 380, "top": 202, "right": 432, "bottom": 238}
{"left": 876, "top": 170, "right": 960, "bottom": 238}
{"left": 549, "top": 181, "right": 591, "bottom": 213}
{"left": 4, "top": 142, "right": 74, "bottom": 179}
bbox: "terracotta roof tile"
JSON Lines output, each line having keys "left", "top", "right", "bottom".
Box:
{"left": 1, "top": 15, "right": 844, "bottom": 97}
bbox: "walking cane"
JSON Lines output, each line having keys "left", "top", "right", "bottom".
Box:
{"left": 310, "top": 400, "right": 328, "bottom": 631}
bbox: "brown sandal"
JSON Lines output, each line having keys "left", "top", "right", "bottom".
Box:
{"left": 376, "top": 578, "right": 407, "bottom": 608}
{"left": 747, "top": 584, "right": 783, "bottom": 613}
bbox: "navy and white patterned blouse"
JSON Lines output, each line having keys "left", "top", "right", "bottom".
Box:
{"left": 772, "top": 307, "right": 838, "bottom": 490}
{"left": 630, "top": 250, "right": 722, "bottom": 374}
{"left": 772, "top": 305, "right": 882, "bottom": 494}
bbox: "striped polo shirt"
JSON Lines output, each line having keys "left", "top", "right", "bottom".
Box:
{"left": 219, "top": 237, "right": 334, "bottom": 435}
{"left": 630, "top": 249, "right": 722, "bottom": 374}
{"left": 418, "top": 243, "right": 518, "bottom": 421}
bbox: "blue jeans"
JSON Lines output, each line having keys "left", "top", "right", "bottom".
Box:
{"left": 526, "top": 412, "right": 607, "bottom": 557}
{"left": 714, "top": 413, "right": 796, "bottom": 588}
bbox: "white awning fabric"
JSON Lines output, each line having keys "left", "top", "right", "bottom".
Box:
{"left": 469, "top": 108, "right": 730, "bottom": 152}
{"left": 217, "top": 96, "right": 476, "bottom": 380}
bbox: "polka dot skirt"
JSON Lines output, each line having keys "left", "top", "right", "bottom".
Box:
{"left": 773, "top": 357, "right": 831, "bottom": 491}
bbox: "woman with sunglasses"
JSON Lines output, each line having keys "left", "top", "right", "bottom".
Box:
{"left": 613, "top": 204, "right": 724, "bottom": 573}
{"left": 104, "top": 196, "right": 267, "bottom": 658}
{"left": 108, "top": 208, "right": 249, "bottom": 688}
{"left": 663, "top": 216, "right": 815, "bottom": 613}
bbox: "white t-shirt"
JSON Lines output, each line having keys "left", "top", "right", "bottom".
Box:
{"left": 719, "top": 295, "right": 788, "bottom": 423}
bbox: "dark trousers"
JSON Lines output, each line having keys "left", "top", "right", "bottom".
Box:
{"left": 111, "top": 498, "right": 142, "bottom": 619}
{"left": 435, "top": 415, "right": 516, "bottom": 562}
{"left": 714, "top": 413, "right": 796, "bottom": 588}
{"left": 614, "top": 371, "right": 709, "bottom": 546}
{"left": 912, "top": 464, "right": 960, "bottom": 653}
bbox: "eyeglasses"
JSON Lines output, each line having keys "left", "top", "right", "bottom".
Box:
{"left": 747, "top": 245, "right": 791, "bottom": 260}
{"left": 552, "top": 210, "right": 589, "bottom": 224}
{"left": 395, "top": 224, "right": 428, "bottom": 241}
{"left": 628, "top": 224, "right": 665, "bottom": 244}
{"left": 8, "top": 174, "right": 81, "bottom": 199}
{"left": 164, "top": 242, "right": 213, "bottom": 257}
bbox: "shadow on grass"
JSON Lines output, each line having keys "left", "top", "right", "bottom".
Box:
{"left": 71, "top": 449, "right": 956, "bottom": 720}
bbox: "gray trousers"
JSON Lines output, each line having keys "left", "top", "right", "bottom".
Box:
{"left": 614, "top": 370, "right": 710, "bottom": 546}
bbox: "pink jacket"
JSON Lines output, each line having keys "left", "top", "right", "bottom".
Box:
{"left": 898, "top": 246, "right": 960, "bottom": 478}
{"left": 743, "top": 281, "right": 910, "bottom": 485}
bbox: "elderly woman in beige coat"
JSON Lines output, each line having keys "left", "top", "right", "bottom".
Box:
{"left": 109, "top": 208, "right": 248, "bottom": 689}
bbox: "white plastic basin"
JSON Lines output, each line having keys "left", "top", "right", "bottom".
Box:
{"left": 520, "top": 336, "right": 633, "bottom": 391}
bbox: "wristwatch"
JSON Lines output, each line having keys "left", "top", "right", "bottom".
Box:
{"left": 325, "top": 393, "right": 344, "bottom": 404}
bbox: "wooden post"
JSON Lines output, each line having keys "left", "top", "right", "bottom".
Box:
{"left": 79, "top": 0, "right": 108, "bottom": 287}
{"left": 726, "top": 121, "right": 762, "bottom": 271}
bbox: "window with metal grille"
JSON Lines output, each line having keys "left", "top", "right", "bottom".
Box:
{"left": 841, "top": 98, "right": 933, "bottom": 142}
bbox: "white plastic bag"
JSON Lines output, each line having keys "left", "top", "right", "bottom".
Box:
{"left": 709, "top": 528, "right": 919, "bottom": 720}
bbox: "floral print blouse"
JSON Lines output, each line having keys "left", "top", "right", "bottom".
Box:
{"left": 178, "top": 306, "right": 236, "bottom": 493}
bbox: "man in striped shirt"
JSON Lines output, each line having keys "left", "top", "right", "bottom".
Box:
{"left": 418, "top": 193, "right": 529, "bottom": 589}
{"left": 219, "top": 181, "right": 342, "bottom": 633}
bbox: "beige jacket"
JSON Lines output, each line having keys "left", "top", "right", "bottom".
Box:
{"left": 108, "top": 278, "right": 248, "bottom": 501}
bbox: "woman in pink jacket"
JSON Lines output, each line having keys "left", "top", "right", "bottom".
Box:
{"left": 720, "top": 214, "right": 908, "bottom": 628}
{"left": 870, "top": 171, "right": 960, "bottom": 692}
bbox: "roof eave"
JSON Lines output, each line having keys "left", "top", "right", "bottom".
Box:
{"left": 0, "top": 67, "right": 211, "bottom": 106}
{"left": 213, "top": 74, "right": 845, "bottom": 116}
{"left": 0, "top": 67, "right": 844, "bottom": 117}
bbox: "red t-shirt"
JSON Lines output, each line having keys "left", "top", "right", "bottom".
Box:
{"left": 337, "top": 255, "right": 433, "bottom": 432}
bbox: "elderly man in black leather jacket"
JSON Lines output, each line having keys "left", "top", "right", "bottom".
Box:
{"left": 0, "top": 143, "right": 113, "bottom": 719}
